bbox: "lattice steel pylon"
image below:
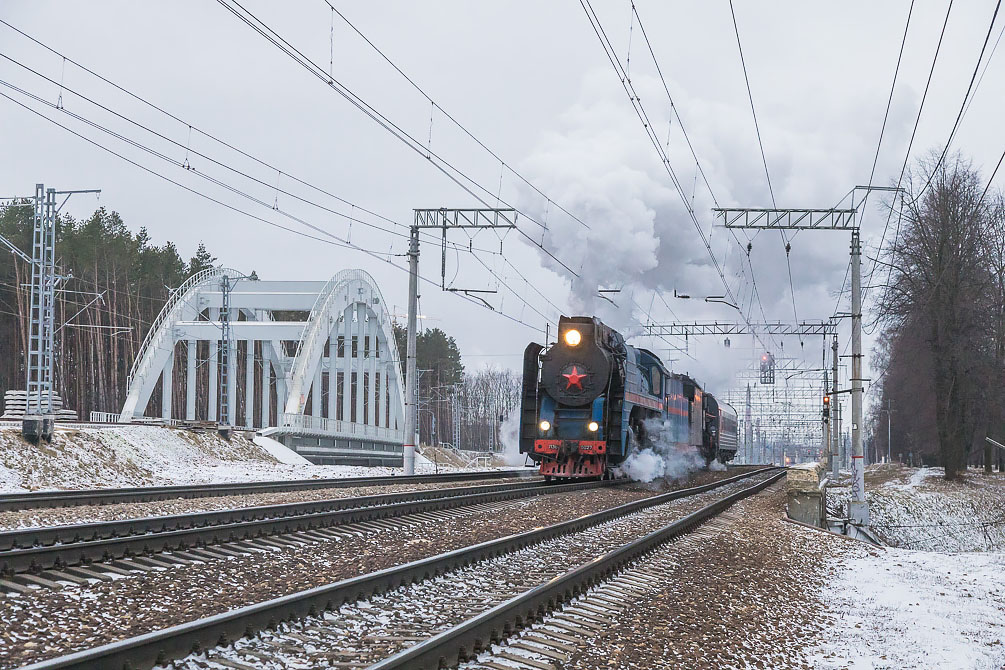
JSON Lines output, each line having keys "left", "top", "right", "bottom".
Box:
{"left": 26, "top": 185, "right": 56, "bottom": 418}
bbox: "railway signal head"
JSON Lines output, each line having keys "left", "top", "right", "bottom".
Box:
{"left": 759, "top": 352, "right": 775, "bottom": 384}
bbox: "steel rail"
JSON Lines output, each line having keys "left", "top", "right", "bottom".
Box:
{"left": 372, "top": 470, "right": 786, "bottom": 669}
{"left": 0, "top": 479, "right": 608, "bottom": 575}
{"left": 16, "top": 467, "right": 778, "bottom": 670}
{"left": 0, "top": 468, "right": 536, "bottom": 511}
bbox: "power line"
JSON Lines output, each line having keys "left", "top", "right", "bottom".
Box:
{"left": 728, "top": 0, "right": 805, "bottom": 346}
{"left": 910, "top": 0, "right": 1001, "bottom": 205}
{"left": 0, "top": 27, "right": 568, "bottom": 332}
{"left": 0, "top": 87, "right": 550, "bottom": 334}
{"left": 578, "top": 0, "right": 773, "bottom": 353}
{"left": 630, "top": 2, "right": 778, "bottom": 348}
{"left": 0, "top": 25, "right": 501, "bottom": 257}
{"left": 323, "top": 1, "right": 593, "bottom": 234}
{"left": 870, "top": 0, "right": 955, "bottom": 307}
{"left": 215, "top": 0, "right": 584, "bottom": 283}
{"left": 843, "top": 0, "right": 915, "bottom": 334}
{"left": 727, "top": 0, "right": 776, "bottom": 209}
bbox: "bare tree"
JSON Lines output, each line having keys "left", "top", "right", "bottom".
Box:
{"left": 981, "top": 195, "right": 1005, "bottom": 472}
{"left": 878, "top": 153, "right": 996, "bottom": 480}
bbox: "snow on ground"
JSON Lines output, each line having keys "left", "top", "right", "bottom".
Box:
{"left": 0, "top": 425, "right": 509, "bottom": 492}
{"left": 812, "top": 463, "right": 1005, "bottom": 668}
{"left": 829, "top": 464, "right": 1005, "bottom": 551}
{"left": 810, "top": 547, "right": 1005, "bottom": 669}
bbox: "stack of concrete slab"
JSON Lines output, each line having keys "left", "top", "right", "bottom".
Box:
{"left": 786, "top": 461, "right": 825, "bottom": 528}
{"left": 1, "top": 390, "right": 78, "bottom": 421}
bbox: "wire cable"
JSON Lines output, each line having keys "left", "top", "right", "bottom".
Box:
{"left": 0, "top": 87, "right": 550, "bottom": 333}
{"left": 579, "top": 0, "right": 771, "bottom": 352}
{"left": 216, "top": 0, "right": 584, "bottom": 283}
{"left": 0, "top": 24, "right": 566, "bottom": 331}
{"left": 323, "top": 1, "right": 592, "bottom": 233}
{"left": 909, "top": 0, "right": 1001, "bottom": 205}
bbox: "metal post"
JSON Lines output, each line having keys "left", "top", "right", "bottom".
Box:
{"left": 887, "top": 398, "right": 892, "bottom": 463}
{"left": 367, "top": 320, "right": 377, "bottom": 426}
{"left": 849, "top": 230, "right": 869, "bottom": 523}
{"left": 161, "top": 347, "right": 173, "bottom": 420}
{"left": 341, "top": 310, "right": 352, "bottom": 423}
{"left": 745, "top": 384, "right": 753, "bottom": 464}
{"left": 831, "top": 335, "right": 839, "bottom": 480}
{"left": 208, "top": 336, "right": 218, "bottom": 422}
{"left": 245, "top": 340, "right": 255, "bottom": 428}
{"left": 403, "top": 225, "right": 419, "bottom": 474}
{"left": 261, "top": 357, "right": 271, "bottom": 427}
{"left": 186, "top": 340, "right": 196, "bottom": 421}
{"left": 355, "top": 303, "right": 366, "bottom": 425}
{"left": 42, "top": 188, "right": 56, "bottom": 415}
{"left": 823, "top": 369, "right": 830, "bottom": 471}
{"left": 328, "top": 335, "right": 338, "bottom": 422}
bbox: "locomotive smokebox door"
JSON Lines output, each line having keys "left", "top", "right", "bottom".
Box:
{"left": 540, "top": 317, "right": 613, "bottom": 407}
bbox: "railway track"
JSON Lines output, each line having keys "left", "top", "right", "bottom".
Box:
{"left": 0, "top": 477, "right": 603, "bottom": 580}
{"left": 16, "top": 467, "right": 781, "bottom": 670}
{"left": 0, "top": 469, "right": 536, "bottom": 511}
{"left": 459, "top": 504, "right": 752, "bottom": 670}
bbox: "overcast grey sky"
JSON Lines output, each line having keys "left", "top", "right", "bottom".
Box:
{"left": 1, "top": 1, "right": 1002, "bottom": 411}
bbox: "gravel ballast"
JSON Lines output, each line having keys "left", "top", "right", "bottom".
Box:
{"left": 0, "top": 468, "right": 754, "bottom": 667}
{"left": 535, "top": 485, "right": 857, "bottom": 670}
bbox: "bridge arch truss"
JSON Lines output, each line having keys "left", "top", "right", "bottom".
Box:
{"left": 118, "top": 268, "right": 405, "bottom": 464}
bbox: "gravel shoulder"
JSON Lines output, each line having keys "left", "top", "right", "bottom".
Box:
{"left": 556, "top": 485, "right": 860, "bottom": 670}
{"left": 0, "top": 469, "right": 750, "bottom": 668}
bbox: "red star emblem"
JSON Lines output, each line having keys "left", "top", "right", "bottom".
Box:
{"left": 563, "top": 366, "right": 587, "bottom": 390}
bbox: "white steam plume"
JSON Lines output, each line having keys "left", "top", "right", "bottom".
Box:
{"left": 498, "top": 410, "right": 527, "bottom": 467}
{"left": 616, "top": 417, "right": 706, "bottom": 483}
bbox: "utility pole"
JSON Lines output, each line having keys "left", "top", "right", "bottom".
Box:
{"left": 406, "top": 208, "right": 517, "bottom": 474}
{"left": 849, "top": 230, "right": 868, "bottom": 524}
{"left": 831, "top": 335, "right": 840, "bottom": 481}
{"left": 822, "top": 369, "right": 830, "bottom": 472}
{"left": 879, "top": 397, "right": 893, "bottom": 463}
{"left": 744, "top": 383, "right": 753, "bottom": 464}
{"left": 404, "top": 226, "right": 419, "bottom": 474}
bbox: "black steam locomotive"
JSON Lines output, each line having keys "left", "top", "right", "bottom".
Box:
{"left": 519, "top": 316, "right": 737, "bottom": 479}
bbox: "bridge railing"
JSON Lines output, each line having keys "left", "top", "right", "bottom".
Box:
{"left": 276, "top": 412, "right": 403, "bottom": 443}
{"left": 90, "top": 411, "right": 185, "bottom": 426}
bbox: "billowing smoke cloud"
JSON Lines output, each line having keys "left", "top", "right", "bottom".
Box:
{"left": 515, "top": 68, "right": 916, "bottom": 391}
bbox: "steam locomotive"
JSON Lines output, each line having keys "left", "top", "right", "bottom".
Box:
{"left": 519, "top": 316, "right": 738, "bottom": 479}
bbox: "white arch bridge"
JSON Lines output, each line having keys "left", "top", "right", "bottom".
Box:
{"left": 116, "top": 268, "right": 406, "bottom": 465}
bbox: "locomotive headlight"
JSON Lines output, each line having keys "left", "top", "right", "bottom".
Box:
{"left": 564, "top": 329, "right": 582, "bottom": 346}
{"left": 539, "top": 420, "right": 551, "bottom": 432}
{"left": 588, "top": 421, "right": 599, "bottom": 432}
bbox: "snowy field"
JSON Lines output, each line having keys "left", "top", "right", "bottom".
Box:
{"left": 812, "top": 463, "right": 1005, "bottom": 668}
{"left": 0, "top": 425, "right": 508, "bottom": 492}
{"left": 811, "top": 547, "right": 1005, "bottom": 669}
{"left": 830, "top": 464, "right": 1005, "bottom": 551}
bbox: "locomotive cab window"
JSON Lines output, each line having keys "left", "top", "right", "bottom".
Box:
{"left": 650, "top": 366, "right": 662, "bottom": 395}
